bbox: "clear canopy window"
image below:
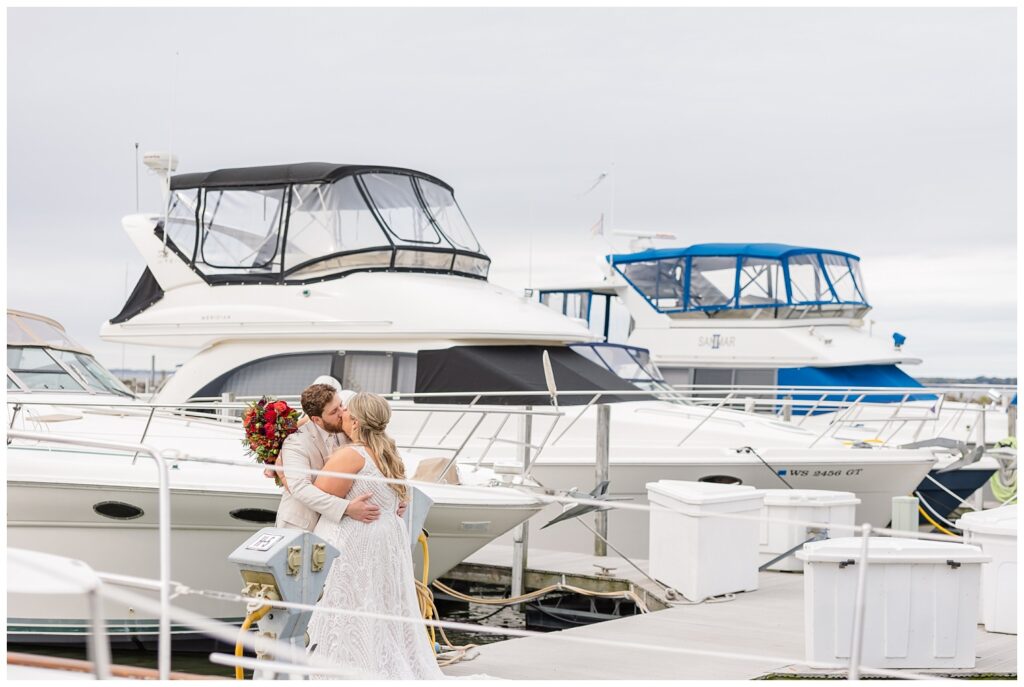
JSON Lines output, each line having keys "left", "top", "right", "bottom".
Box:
{"left": 162, "top": 164, "right": 489, "bottom": 284}
{"left": 610, "top": 245, "right": 869, "bottom": 318}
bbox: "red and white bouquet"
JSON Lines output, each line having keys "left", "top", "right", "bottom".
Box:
{"left": 242, "top": 397, "right": 300, "bottom": 487}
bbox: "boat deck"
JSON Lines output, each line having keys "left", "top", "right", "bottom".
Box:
{"left": 440, "top": 544, "right": 1017, "bottom": 680}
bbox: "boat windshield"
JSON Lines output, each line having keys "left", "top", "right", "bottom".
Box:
{"left": 570, "top": 343, "right": 689, "bottom": 402}
{"left": 163, "top": 165, "right": 489, "bottom": 284}
{"left": 610, "top": 244, "right": 869, "bottom": 319}
{"left": 7, "top": 310, "right": 134, "bottom": 396}
{"left": 7, "top": 346, "right": 134, "bottom": 396}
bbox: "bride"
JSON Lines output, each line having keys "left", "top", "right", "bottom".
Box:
{"left": 304, "top": 391, "right": 445, "bottom": 680}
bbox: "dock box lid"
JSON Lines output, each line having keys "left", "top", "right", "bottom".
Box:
{"left": 760, "top": 489, "right": 861, "bottom": 507}
{"left": 957, "top": 505, "right": 1018, "bottom": 537}
{"left": 796, "top": 536, "right": 990, "bottom": 565}
{"left": 646, "top": 480, "right": 761, "bottom": 505}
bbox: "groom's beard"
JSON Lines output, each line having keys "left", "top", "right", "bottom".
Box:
{"left": 319, "top": 416, "right": 345, "bottom": 434}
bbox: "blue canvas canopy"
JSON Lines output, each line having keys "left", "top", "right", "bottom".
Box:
{"left": 608, "top": 243, "right": 860, "bottom": 264}
{"left": 607, "top": 243, "right": 869, "bottom": 315}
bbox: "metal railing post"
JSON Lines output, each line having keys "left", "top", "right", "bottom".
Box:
{"left": 8, "top": 430, "right": 172, "bottom": 680}
{"left": 782, "top": 394, "right": 793, "bottom": 423}
{"left": 511, "top": 407, "right": 532, "bottom": 607}
{"left": 87, "top": 587, "right": 113, "bottom": 679}
{"left": 848, "top": 523, "right": 873, "bottom": 680}
{"left": 595, "top": 404, "right": 611, "bottom": 556}
{"left": 220, "top": 392, "right": 235, "bottom": 421}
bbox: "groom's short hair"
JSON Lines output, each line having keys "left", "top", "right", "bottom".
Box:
{"left": 301, "top": 383, "right": 337, "bottom": 419}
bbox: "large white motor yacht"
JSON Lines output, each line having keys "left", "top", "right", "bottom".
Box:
{"left": 98, "top": 162, "right": 939, "bottom": 560}
{"left": 6, "top": 309, "right": 546, "bottom": 645}
{"left": 538, "top": 243, "right": 1010, "bottom": 516}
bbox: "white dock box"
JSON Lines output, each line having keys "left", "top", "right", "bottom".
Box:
{"left": 957, "top": 505, "right": 1017, "bottom": 634}
{"left": 797, "top": 537, "right": 989, "bottom": 669}
{"left": 646, "top": 480, "right": 764, "bottom": 602}
{"left": 758, "top": 489, "right": 860, "bottom": 572}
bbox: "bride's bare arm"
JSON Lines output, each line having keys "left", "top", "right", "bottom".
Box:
{"left": 315, "top": 448, "right": 365, "bottom": 499}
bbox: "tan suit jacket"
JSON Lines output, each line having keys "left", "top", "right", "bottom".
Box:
{"left": 275, "top": 422, "right": 352, "bottom": 531}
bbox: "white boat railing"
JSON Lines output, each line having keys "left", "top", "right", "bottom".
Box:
{"left": 7, "top": 426, "right": 986, "bottom": 680}
{"left": 6, "top": 397, "right": 568, "bottom": 481}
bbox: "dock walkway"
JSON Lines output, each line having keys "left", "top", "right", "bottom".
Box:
{"left": 440, "top": 545, "right": 1017, "bottom": 680}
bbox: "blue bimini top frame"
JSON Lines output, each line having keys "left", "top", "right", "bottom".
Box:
{"left": 608, "top": 243, "right": 870, "bottom": 315}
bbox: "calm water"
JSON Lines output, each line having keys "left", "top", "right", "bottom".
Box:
{"left": 13, "top": 585, "right": 526, "bottom": 678}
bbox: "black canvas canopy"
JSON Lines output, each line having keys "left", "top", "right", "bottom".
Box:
{"left": 110, "top": 268, "right": 164, "bottom": 324}
{"left": 170, "top": 162, "right": 452, "bottom": 191}
{"left": 414, "top": 345, "right": 652, "bottom": 405}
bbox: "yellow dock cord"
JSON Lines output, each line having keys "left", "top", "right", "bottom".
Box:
{"left": 234, "top": 604, "right": 272, "bottom": 680}
{"left": 918, "top": 505, "right": 957, "bottom": 536}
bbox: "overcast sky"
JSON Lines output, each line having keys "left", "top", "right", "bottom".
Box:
{"left": 7, "top": 7, "right": 1016, "bottom": 377}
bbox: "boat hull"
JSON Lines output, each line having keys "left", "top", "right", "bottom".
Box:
{"left": 6, "top": 474, "right": 542, "bottom": 644}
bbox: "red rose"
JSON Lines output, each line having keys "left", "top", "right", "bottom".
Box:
{"left": 274, "top": 401, "right": 288, "bottom": 413}
{"left": 264, "top": 423, "right": 275, "bottom": 438}
{"left": 264, "top": 409, "right": 278, "bottom": 423}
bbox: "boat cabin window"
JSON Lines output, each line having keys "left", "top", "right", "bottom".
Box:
{"left": 688, "top": 257, "right": 735, "bottom": 308}
{"left": 663, "top": 366, "right": 778, "bottom": 399}
{"left": 200, "top": 188, "right": 286, "bottom": 270}
{"left": 738, "top": 258, "right": 785, "bottom": 307}
{"left": 418, "top": 178, "right": 480, "bottom": 252}
{"left": 610, "top": 246, "right": 869, "bottom": 319}
{"left": 195, "top": 350, "right": 418, "bottom": 400}
{"left": 163, "top": 165, "right": 490, "bottom": 285}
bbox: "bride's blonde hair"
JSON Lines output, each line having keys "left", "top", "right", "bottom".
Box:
{"left": 347, "top": 392, "right": 407, "bottom": 502}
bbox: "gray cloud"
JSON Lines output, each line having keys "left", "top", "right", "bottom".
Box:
{"left": 7, "top": 8, "right": 1015, "bottom": 375}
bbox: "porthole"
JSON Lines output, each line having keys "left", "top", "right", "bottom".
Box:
{"left": 229, "top": 508, "right": 278, "bottom": 524}
{"left": 93, "top": 501, "right": 145, "bottom": 520}
{"left": 697, "top": 475, "right": 742, "bottom": 485}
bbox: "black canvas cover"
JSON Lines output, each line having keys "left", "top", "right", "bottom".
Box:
{"left": 170, "top": 163, "right": 452, "bottom": 191}
{"left": 110, "top": 268, "right": 164, "bottom": 323}
{"left": 414, "top": 345, "right": 651, "bottom": 405}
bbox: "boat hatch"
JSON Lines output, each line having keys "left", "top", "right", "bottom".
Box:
{"left": 608, "top": 243, "right": 870, "bottom": 319}
{"left": 159, "top": 163, "right": 490, "bottom": 285}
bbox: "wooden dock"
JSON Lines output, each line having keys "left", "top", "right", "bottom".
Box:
{"left": 440, "top": 545, "right": 1017, "bottom": 680}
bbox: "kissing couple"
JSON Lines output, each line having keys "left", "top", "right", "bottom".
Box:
{"left": 272, "top": 378, "right": 446, "bottom": 679}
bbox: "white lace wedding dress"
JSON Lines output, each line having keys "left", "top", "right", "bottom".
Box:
{"left": 306, "top": 445, "right": 445, "bottom": 680}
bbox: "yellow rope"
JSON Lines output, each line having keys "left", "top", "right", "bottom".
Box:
{"left": 918, "top": 505, "right": 957, "bottom": 537}
{"left": 234, "top": 604, "right": 272, "bottom": 680}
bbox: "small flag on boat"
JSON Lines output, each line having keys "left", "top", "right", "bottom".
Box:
{"left": 589, "top": 213, "right": 605, "bottom": 237}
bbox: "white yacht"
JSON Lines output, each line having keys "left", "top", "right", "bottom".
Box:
{"left": 97, "top": 162, "right": 939, "bottom": 559}
{"left": 6, "top": 308, "right": 546, "bottom": 645}
{"left": 538, "top": 242, "right": 1009, "bottom": 515}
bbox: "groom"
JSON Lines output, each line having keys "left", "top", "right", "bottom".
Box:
{"left": 275, "top": 383, "right": 381, "bottom": 529}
